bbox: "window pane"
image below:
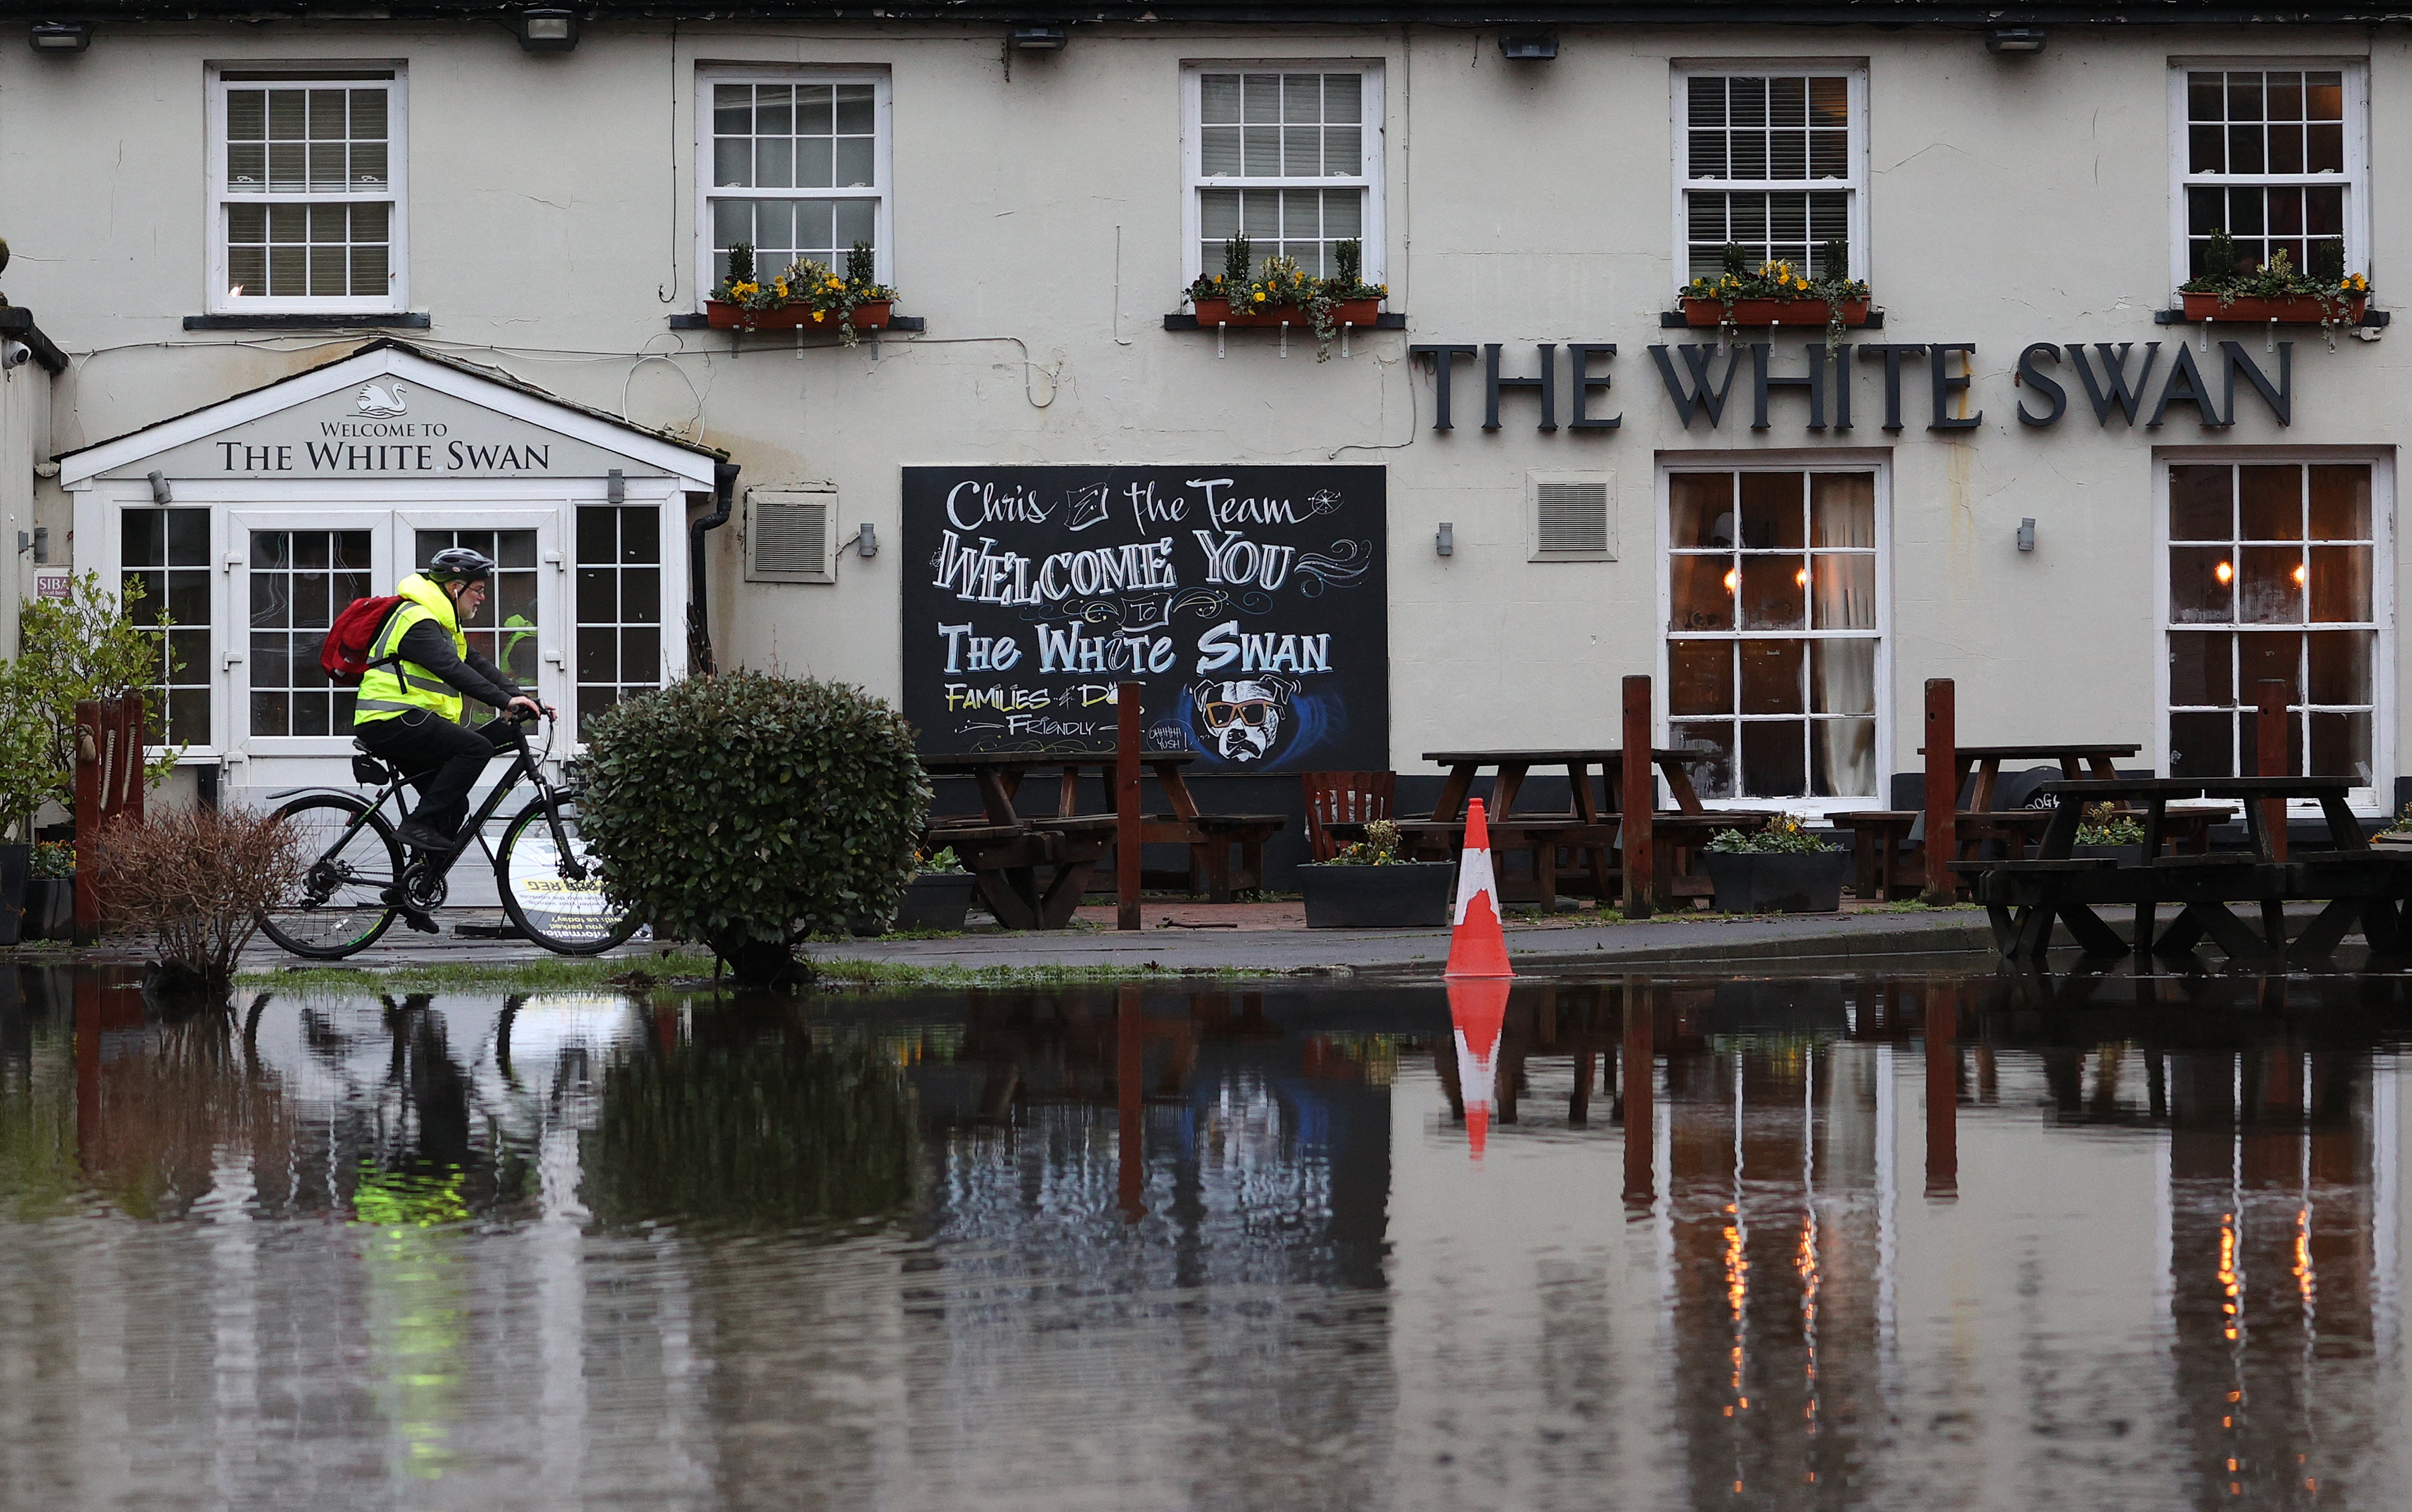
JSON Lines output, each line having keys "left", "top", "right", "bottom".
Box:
{"left": 1738, "top": 555, "right": 1806, "bottom": 630}
{"left": 2308, "top": 711, "right": 2371, "bottom": 784}
{"left": 2239, "top": 629, "right": 2303, "bottom": 702}
{"left": 2169, "top": 465, "right": 2232, "bottom": 540}
{"left": 1809, "top": 639, "right": 1875, "bottom": 715}
{"left": 1200, "top": 73, "right": 1239, "bottom": 124}
{"left": 1810, "top": 717, "right": 1876, "bottom": 798}
{"left": 2309, "top": 464, "right": 2371, "bottom": 540}
{"left": 1669, "top": 721, "right": 1735, "bottom": 802}
{"left": 1670, "top": 640, "right": 1733, "bottom": 716}
{"left": 2171, "top": 711, "right": 2234, "bottom": 779}
{"left": 2307, "top": 629, "right": 2372, "bottom": 706}
{"left": 1740, "top": 721, "right": 1807, "bottom": 799}
{"left": 1740, "top": 639, "right": 1804, "bottom": 714}
{"left": 2236, "top": 708, "right": 2304, "bottom": 777}
{"left": 2237, "top": 546, "right": 2305, "bottom": 624}
{"left": 1669, "top": 473, "right": 1735, "bottom": 548}
{"left": 2170, "top": 631, "right": 2233, "bottom": 706}
{"left": 1810, "top": 554, "right": 1874, "bottom": 629}
{"left": 2307, "top": 545, "right": 2371, "bottom": 623}
{"left": 1738, "top": 473, "right": 1804, "bottom": 549}
{"left": 1669, "top": 554, "right": 1735, "bottom": 633}
{"left": 1809, "top": 474, "right": 1873, "bottom": 546}
{"left": 2169, "top": 547, "right": 2235, "bottom": 623}
{"left": 1323, "top": 72, "right": 1360, "bottom": 123}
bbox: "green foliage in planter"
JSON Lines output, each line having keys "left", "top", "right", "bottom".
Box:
{"left": 29, "top": 842, "right": 74, "bottom": 880}
{"left": 9, "top": 571, "right": 179, "bottom": 831}
{"left": 1182, "top": 233, "right": 1388, "bottom": 362}
{"left": 1681, "top": 238, "right": 1870, "bottom": 351}
{"left": 2075, "top": 802, "right": 2146, "bottom": 846}
{"left": 915, "top": 845, "right": 967, "bottom": 874}
{"left": 1328, "top": 817, "right": 1410, "bottom": 865}
{"left": 584, "top": 1027, "right": 918, "bottom": 1232}
{"left": 709, "top": 239, "right": 897, "bottom": 346}
{"left": 576, "top": 670, "right": 933, "bottom": 974}
{"left": 2385, "top": 802, "right": 2412, "bottom": 837}
{"left": 1703, "top": 813, "right": 1839, "bottom": 855}
{"left": 2181, "top": 229, "right": 2369, "bottom": 340}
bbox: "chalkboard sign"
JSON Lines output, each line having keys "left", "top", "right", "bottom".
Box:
{"left": 902, "top": 465, "right": 1388, "bottom": 773}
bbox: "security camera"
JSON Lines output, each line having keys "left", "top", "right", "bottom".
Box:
{"left": 0, "top": 341, "right": 28, "bottom": 370}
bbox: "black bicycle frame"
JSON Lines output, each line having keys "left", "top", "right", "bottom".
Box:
{"left": 316, "top": 715, "right": 577, "bottom": 888}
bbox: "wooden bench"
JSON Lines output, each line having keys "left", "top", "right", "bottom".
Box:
{"left": 1137, "top": 812, "right": 1287, "bottom": 903}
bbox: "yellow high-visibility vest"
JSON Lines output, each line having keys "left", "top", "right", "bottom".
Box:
{"left": 353, "top": 573, "right": 467, "bottom": 726}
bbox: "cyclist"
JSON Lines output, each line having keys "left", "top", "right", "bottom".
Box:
{"left": 352, "top": 546, "right": 554, "bottom": 852}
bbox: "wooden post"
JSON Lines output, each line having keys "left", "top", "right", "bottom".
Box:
{"left": 1116, "top": 681, "right": 1143, "bottom": 931}
{"left": 1620, "top": 674, "right": 1654, "bottom": 920}
{"left": 1921, "top": 679, "right": 1959, "bottom": 907}
{"left": 2254, "top": 678, "right": 2289, "bottom": 863}
{"left": 1621, "top": 978, "right": 1655, "bottom": 1212}
{"left": 1925, "top": 981, "right": 1958, "bottom": 1200}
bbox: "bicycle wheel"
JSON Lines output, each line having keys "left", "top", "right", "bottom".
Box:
{"left": 257, "top": 793, "right": 403, "bottom": 959}
{"left": 495, "top": 796, "right": 640, "bottom": 955}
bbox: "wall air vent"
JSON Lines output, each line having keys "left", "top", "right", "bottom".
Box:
{"left": 745, "top": 487, "right": 836, "bottom": 584}
{"left": 1529, "top": 474, "right": 1616, "bottom": 561}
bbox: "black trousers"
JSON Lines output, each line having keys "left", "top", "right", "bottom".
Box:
{"left": 354, "top": 709, "right": 514, "bottom": 838}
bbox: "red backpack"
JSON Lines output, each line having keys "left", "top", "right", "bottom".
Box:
{"left": 322, "top": 595, "right": 409, "bottom": 684}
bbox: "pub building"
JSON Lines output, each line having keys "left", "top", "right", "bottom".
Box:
{"left": 2, "top": 2, "right": 2408, "bottom": 874}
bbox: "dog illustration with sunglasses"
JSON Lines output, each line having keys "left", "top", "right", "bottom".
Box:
{"left": 1193, "top": 676, "right": 1296, "bottom": 764}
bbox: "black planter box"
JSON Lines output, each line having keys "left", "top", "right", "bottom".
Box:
{"left": 0, "top": 845, "right": 26, "bottom": 948}
{"left": 1301, "top": 860, "right": 1456, "bottom": 928}
{"left": 894, "top": 872, "right": 977, "bottom": 932}
{"left": 2072, "top": 843, "right": 2145, "bottom": 867}
{"left": 24, "top": 880, "right": 73, "bottom": 940}
{"left": 1701, "top": 848, "right": 1850, "bottom": 914}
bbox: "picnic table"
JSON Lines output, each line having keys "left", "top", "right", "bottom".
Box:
{"left": 1960, "top": 776, "right": 2411, "bottom": 967}
{"left": 1384, "top": 748, "right": 1763, "bottom": 911}
{"left": 921, "top": 751, "right": 1285, "bottom": 926}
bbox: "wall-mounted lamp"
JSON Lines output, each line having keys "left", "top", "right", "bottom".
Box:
{"left": 148, "top": 470, "right": 172, "bottom": 504}
{"left": 16, "top": 527, "right": 48, "bottom": 563}
{"left": 856, "top": 523, "right": 878, "bottom": 558}
{"left": 1435, "top": 522, "right": 1455, "bottom": 557}
{"left": 1498, "top": 34, "right": 1559, "bottom": 61}
{"left": 1009, "top": 25, "right": 1067, "bottom": 51}
{"left": 27, "top": 20, "right": 91, "bottom": 54}
{"left": 1985, "top": 26, "right": 2046, "bottom": 55}
{"left": 606, "top": 467, "right": 625, "bottom": 503}
{"left": 2015, "top": 518, "right": 2036, "bottom": 553}
{"left": 515, "top": 8, "right": 579, "bottom": 53}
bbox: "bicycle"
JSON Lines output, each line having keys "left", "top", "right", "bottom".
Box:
{"left": 257, "top": 710, "right": 639, "bottom": 959}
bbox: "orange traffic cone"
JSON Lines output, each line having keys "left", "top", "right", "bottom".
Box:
{"left": 1448, "top": 977, "right": 1510, "bottom": 1161}
{"left": 1445, "top": 797, "right": 1515, "bottom": 979}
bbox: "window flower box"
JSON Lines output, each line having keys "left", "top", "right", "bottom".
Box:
{"left": 705, "top": 298, "right": 893, "bottom": 333}
{"left": 1681, "top": 296, "right": 1870, "bottom": 329}
{"left": 2178, "top": 291, "right": 2366, "bottom": 325}
{"left": 1191, "top": 296, "right": 1382, "bottom": 329}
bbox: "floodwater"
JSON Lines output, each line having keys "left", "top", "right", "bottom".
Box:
{"left": 1, "top": 965, "right": 2411, "bottom": 1510}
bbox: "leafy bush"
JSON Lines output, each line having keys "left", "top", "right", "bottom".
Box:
{"left": 0, "top": 669, "right": 52, "bottom": 839}
{"left": 29, "top": 842, "right": 74, "bottom": 880}
{"left": 2076, "top": 802, "right": 2146, "bottom": 846}
{"left": 578, "top": 671, "right": 932, "bottom": 986}
{"left": 1703, "top": 813, "right": 1838, "bottom": 855}
{"left": 93, "top": 809, "right": 306, "bottom": 995}
{"left": 10, "top": 572, "right": 179, "bottom": 831}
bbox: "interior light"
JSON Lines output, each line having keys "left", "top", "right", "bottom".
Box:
{"left": 1985, "top": 26, "right": 2047, "bottom": 55}
{"left": 1009, "top": 25, "right": 1067, "bottom": 51}
{"left": 515, "top": 8, "right": 578, "bottom": 52}
{"left": 1794, "top": 566, "right": 1809, "bottom": 587}
{"left": 1723, "top": 568, "right": 1739, "bottom": 593}
{"left": 2215, "top": 560, "right": 2234, "bottom": 585}
{"left": 27, "top": 20, "right": 91, "bottom": 53}
{"left": 2292, "top": 562, "right": 2308, "bottom": 586}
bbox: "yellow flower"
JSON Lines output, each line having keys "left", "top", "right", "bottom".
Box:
{"left": 813, "top": 310, "right": 825, "bottom": 322}
{"left": 1253, "top": 292, "right": 1266, "bottom": 302}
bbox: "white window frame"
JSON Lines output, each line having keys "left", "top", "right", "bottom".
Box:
{"left": 2167, "top": 58, "right": 2370, "bottom": 294}
{"left": 205, "top": 62, "right": 409, "bottom": 316}
{"left": 1654, "top": 451, "right": 1893, "bottom": 816}
{"left": 694, "top": 66, "right": 894, "bottom": 309}
{"left": 1179, "top": 60, "right": 1386, "bottom": 287}
{"left": 1669, "top": 60, "right": 1868, "bottom": 296}
{"left": 2151, "top": 448, "right": 2395, "bottom": 816}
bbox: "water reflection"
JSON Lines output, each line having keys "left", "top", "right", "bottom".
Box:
{"left": 1, "top": 962, "right": 2411, "bottom": 1507}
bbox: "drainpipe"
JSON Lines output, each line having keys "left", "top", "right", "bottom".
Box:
{"left": 687, "top": 460, "right": 739, "bottom": 675}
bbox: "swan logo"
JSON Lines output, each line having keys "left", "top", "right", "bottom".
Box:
{"left": 354, "top": 381, "right": 409, "bottom": 419}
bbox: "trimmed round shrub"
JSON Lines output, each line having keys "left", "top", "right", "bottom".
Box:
{"left": 579, "top": 671, "right": 931, "bottom": 983}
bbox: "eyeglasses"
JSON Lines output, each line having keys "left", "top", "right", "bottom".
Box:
{"left": 1202, "top": 700, "right": 1274, "bottom": 731}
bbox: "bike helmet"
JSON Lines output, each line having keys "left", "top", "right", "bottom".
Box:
{"left": 424, "top": 546, "right": 496, "bottom": 584}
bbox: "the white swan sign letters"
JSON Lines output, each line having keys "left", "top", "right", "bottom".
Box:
{"left": 901, "top": 465, "right": 1390, "bottom": 773}
{"left": 150, "top": 381, "right": 639, "bottom": 479}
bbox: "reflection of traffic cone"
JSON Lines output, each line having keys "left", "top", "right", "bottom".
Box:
{"left": 1449, "top": 978, "right": 1510, "bottom": 1161}
{"left": 1446, "top": 798, "right": 1515, "bottom": 979}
